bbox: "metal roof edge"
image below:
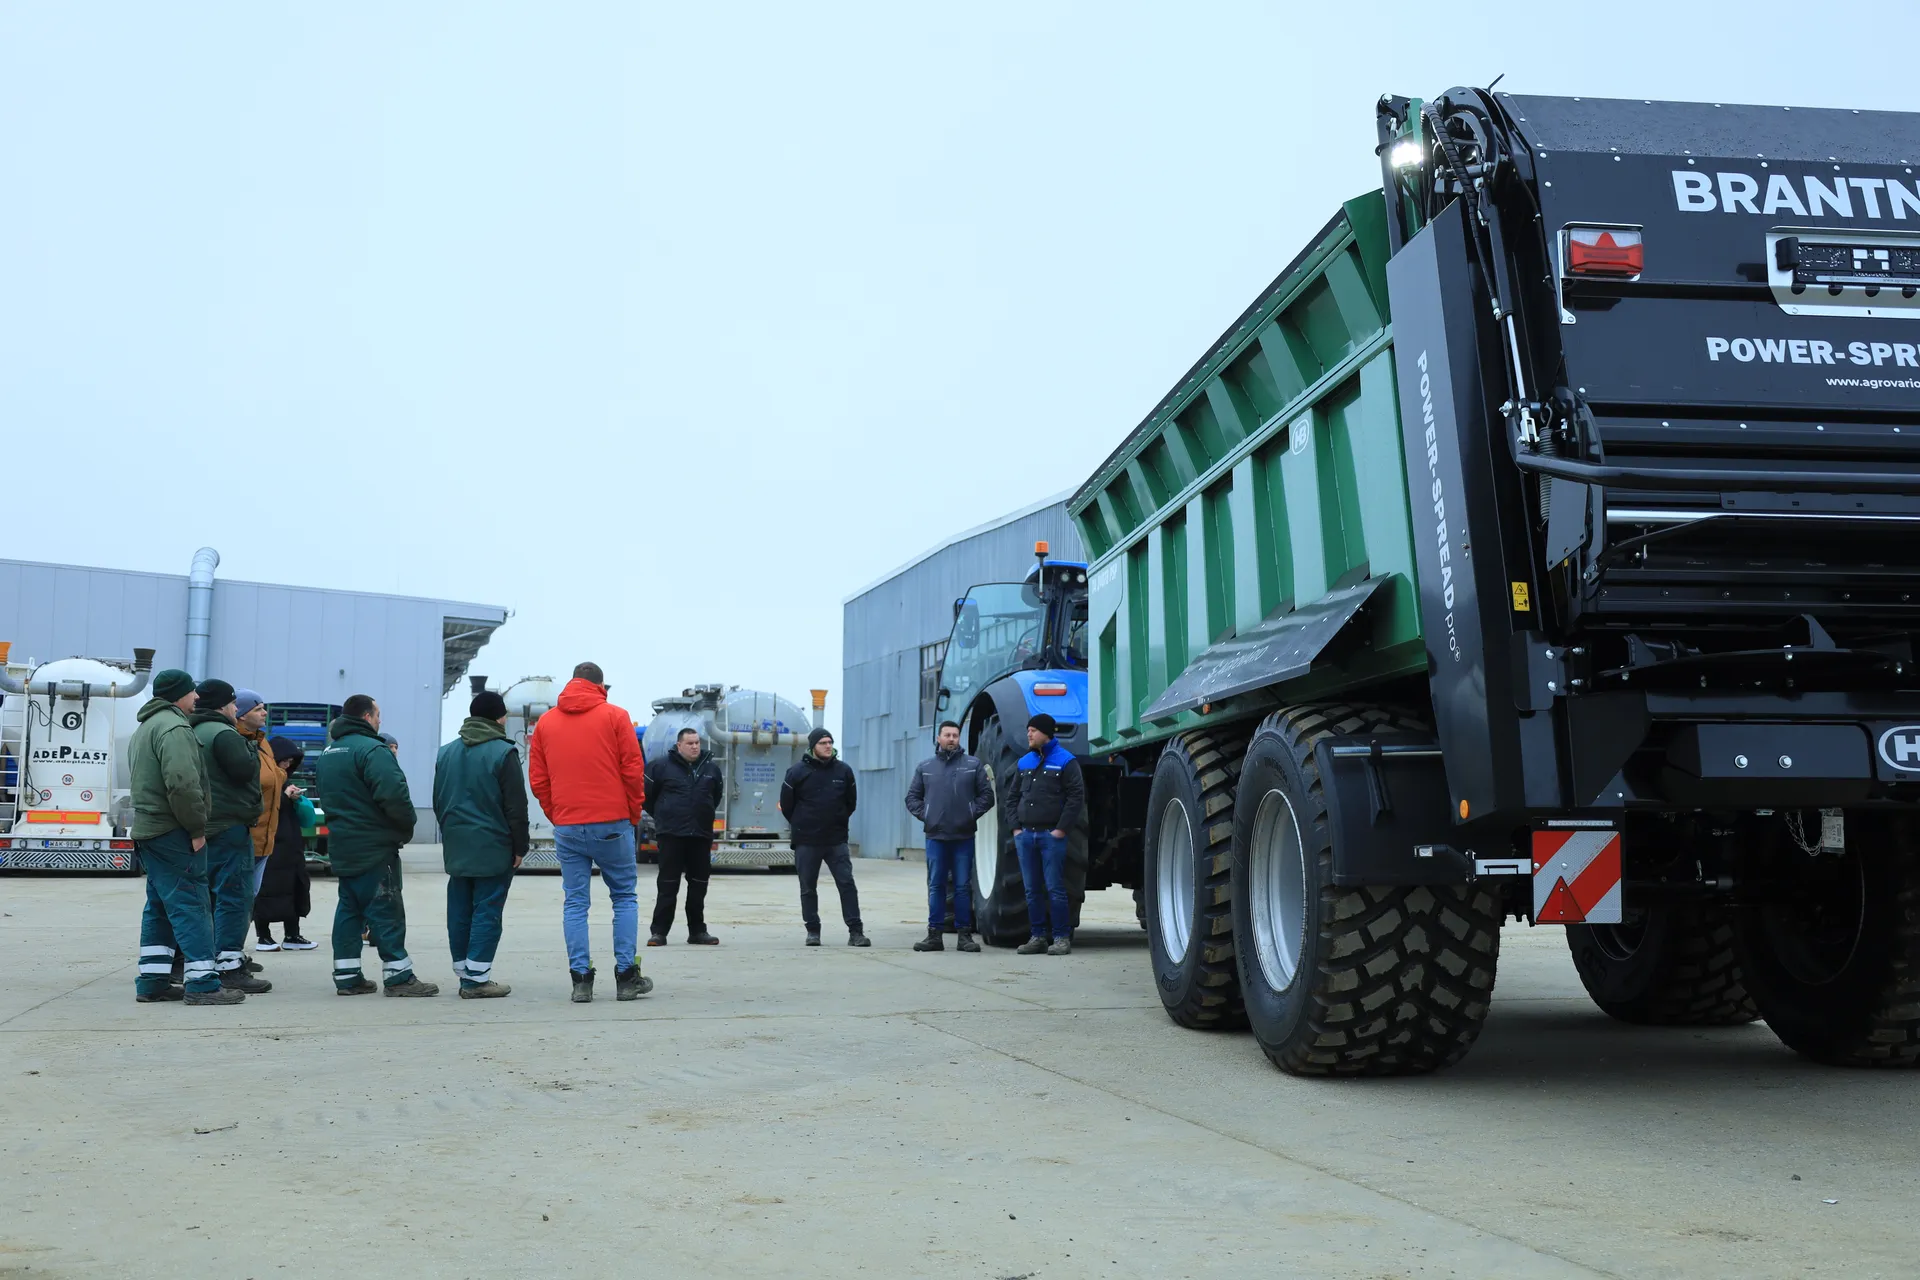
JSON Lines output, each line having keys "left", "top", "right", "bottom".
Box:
{"left": 842, "top": 490, "right": 1076, "bottom": 605}
{"left": 0, "top": 556, "right": 508, "bottom": 620}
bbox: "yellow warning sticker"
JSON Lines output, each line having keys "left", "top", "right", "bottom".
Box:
{"left": 1511, "top": 581, "right": 1531, "bottom": 612}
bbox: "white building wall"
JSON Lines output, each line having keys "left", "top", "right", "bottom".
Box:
{"left": 0, "top": 558, "right": 506, "bottom": 827}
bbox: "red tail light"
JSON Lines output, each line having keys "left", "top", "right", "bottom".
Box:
{"left": 1032, "top": 683, "right": 1070, "bottom": 697}
{"left": 1567, "top": 226, "right": 1643, "bottom": 277}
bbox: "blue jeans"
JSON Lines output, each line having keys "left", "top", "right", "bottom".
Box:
{"left": 136, "top": 828, "right": 219, "bottom": 995}
{"left": 448, "top": 872, "right": 515, "bottom": 987}
{"left": 555, "top": 821, "right": 639, "bottom": 974}
{"left": 1015, "top": 829, "right": 1070, "bottom": 941}
{"left": 925, "top": 836, "right": 974, "bottom": 931}
{"left": 205, "top": 825, "right": 256, "bottom": 973}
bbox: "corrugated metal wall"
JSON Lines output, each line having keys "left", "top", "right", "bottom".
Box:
{"left": 0, "top": 558, "right": 506, "bottom": 829}
{"left": 841, "top": 499, "right": 1084, "bottom": 859}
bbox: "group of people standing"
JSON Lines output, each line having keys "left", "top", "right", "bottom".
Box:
{"left": 904, "top": 711, "right": 1085, "bottom": 956}
{"left": 129, "top": 657, "right": 1091, "bottom": 1008}
{"left": 130, "top": 670, "right": 317, "bottom": 1005}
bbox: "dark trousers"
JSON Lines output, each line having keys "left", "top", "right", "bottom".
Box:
{"left": 136, "top": 829, "right": 219, "bottom": 995}
{"left": 205, "top": 825, "right": 255, "bottom": 972}
{"left": 447, "top": 871, "right": 514, "bottom": 987}
{"left": 925, "top": 836, "right": 975, "bottom": 931}
{"left": 332, "top": 854, "right": 413, "bottom": 988}
{"left": 652, "top": 834, "right": 712, "bottom": 937}
{"left": 794, "top": 842, "right": 862, "bottom": 933}
{"left": 1015, "top": 829, "right": 1070, "bottom": 941}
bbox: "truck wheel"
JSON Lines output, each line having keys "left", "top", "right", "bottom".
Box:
{"left": 1732, "top": 813, "right": 1920, "bottom": 1066}
{"left": 1142, "top": 730, "right": 1248, "bottom": 1029}
{"left": 1231, "top": 704, "right": 1501, "bottom": 1076}
{"left": 1566, "top": 903, "right": 1758, "bottom": 1025}
{"left": 970, "top": 714, "right": 1031, "bottom": 947}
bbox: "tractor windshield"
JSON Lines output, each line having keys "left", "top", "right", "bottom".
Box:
{"left": 942, "top": 583, "right": 1045, "bottom": 707}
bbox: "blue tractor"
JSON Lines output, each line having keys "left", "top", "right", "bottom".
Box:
{"left": 937, "top": 542, "right": 1139, "bottom": 945}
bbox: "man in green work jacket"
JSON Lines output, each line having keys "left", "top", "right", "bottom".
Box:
{"left": 130, "top": 669, "right": 242, "bottom": 1005}
{"left": 316, "top": 694, "right": 438, "bottom": 996}
{"left": 432, "top": 689, "right": 530, "bottom": 998}
{"left": 190, "top": 678, "right": 271, "bottom": 993}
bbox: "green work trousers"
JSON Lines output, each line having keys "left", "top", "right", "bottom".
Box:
{"left": 331, "top": 855, "right": 414, "bottom": 989}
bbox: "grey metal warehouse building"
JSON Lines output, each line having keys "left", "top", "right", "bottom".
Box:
{"left": 0, "top": 552, "right": 507, "bottom": 835}
{"left": 841, "top": 494, "right": 1082, "bottom": 860}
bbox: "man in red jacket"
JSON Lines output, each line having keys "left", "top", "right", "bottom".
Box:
{"left": 528, "top": 661, "right": 653, "bottom": 1003}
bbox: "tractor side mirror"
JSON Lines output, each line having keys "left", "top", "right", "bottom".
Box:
{"left": 954, "top": 601, "right": 980, "bottom": 649}
{"left": 936, "top": 689, "right": 950, "bottom": 712}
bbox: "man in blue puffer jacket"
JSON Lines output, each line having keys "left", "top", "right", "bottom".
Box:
{"left": 1006, "top": 713, "right": 1085, "bottom": 957}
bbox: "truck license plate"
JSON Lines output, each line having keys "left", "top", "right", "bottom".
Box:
{"left": 739, "top": 842, "right": 771, "bottom": 850}
{"left": 40, "top": 840, "right": 85, "bottom": 850}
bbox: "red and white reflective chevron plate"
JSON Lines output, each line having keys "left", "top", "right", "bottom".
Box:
{"left": 1531, "top": 828, "right": 1622, "bottom": 924}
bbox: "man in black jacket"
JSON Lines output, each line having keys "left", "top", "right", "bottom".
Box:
{"left": 904, "top": 719, "right": 993, "bottom": 953}
{"left": 645, "top": 727, "right": 725, "bottom": 946}
{"left": 779, "top": 727, "right": 867, "bottom": 947}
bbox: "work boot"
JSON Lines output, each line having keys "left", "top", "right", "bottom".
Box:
{"left": 220, "top": 968, "right": 272, "bottom": 993}
{"left": 185, "top": 986, "right": 246, "bottom": 1006}
{"left": 1047, "top": 938, "right": 1072, "bottom": 957}
{"left": 1015, "top": 936, "right": 1048, "bottom": 955}
{"left": 956, "top": 932, "right": 981, "bottom": 953}
{"left": 616, "top": 965, "right": 653, "bottom": 1000}
{"left": 848, "top": 931, "right": 871, "bottom": 948}
{"left": 136, "top": 985, "right": 184, "bottom": 1003}
{"left": 336, "top": 978, "right": 378, "bottom": 995}
{"left": 805, "top": 931, "right": 821, "bottom": 947}
{"left": 459, "top": 981, "right": 512, "bottom": 999}
{"left": 571, "top": 969, "right": 595, "bottom": 1003}
{"left": 245, "top": 958, "right": 264, "bottom": 974}
{"left": 912, "top": 929, "right": 944, "bottom": 952}
{"left": 688, "top": 931, "right": 719, "bottom": 946}
{"left": 646, "top": 934, "right": 667, "bottom": 947}
{"left": 383, "top": 976, "right": 440, "bottom": 997}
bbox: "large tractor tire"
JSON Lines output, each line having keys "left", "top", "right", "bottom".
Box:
{"left": 971, "top": 714, "right": 1031, "bottom": 947}
{"left": 1732, "top": 812, "right": 1920, "bottom": 1067}
{"left": 1142, "top": 729, "right": 1249, "bottom": 1029}
{"left": 1230, "top": 704, "right": 1502, "bottom": 1076}
{"left": 1567, "top": 902, "right": 1758, "bottom": 1026}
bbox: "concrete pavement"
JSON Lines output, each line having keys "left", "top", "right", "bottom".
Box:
{"left": 1, "top": 850, "right": 1914, "bottom": 1278}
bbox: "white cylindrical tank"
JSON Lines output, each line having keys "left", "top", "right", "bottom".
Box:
{"left": 640, "top": 684, "right": 814, "bottom": 866}
{"left": 498, "top": 676, "right": 559, "bottom": 851}
{"left": 1, "top": 652, "right": 155, "bottom": 839}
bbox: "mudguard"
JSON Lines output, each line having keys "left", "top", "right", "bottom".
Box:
{"left": 978, "top": 674, "right": 1086, "bottom": 745}
{"left": 1311, "top": 735, "right": 1477, "bottom": 886}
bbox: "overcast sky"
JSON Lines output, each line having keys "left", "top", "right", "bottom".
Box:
{"left": 2, "top": 2, "right": 1908, "bottom": 741}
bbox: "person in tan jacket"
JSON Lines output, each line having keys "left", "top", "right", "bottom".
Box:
{"left": 236, "top": 691, "right": 288, "bottom": 899}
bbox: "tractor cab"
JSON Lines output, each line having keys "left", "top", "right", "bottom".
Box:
{"left": 937, "top": 543, "right": 1088, "bottom": 724}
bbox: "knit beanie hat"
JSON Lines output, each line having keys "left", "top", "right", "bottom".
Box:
{"left": 233, "top": 688, "right": 265, "bottom": 716}
{"left": 1027, "top": 712, "right": 1058, "bottom": 738}
{"left": 471, "top": 690, "right": 508, "bottom": 720}
{"left": 807, "top": 727, "right": 834, "bottom": 750}
{"left": 152, "top": 669, "right": 195, "bottom": 703}
{"left": 195, "top": 677, "right": 236, "bottom": 710}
